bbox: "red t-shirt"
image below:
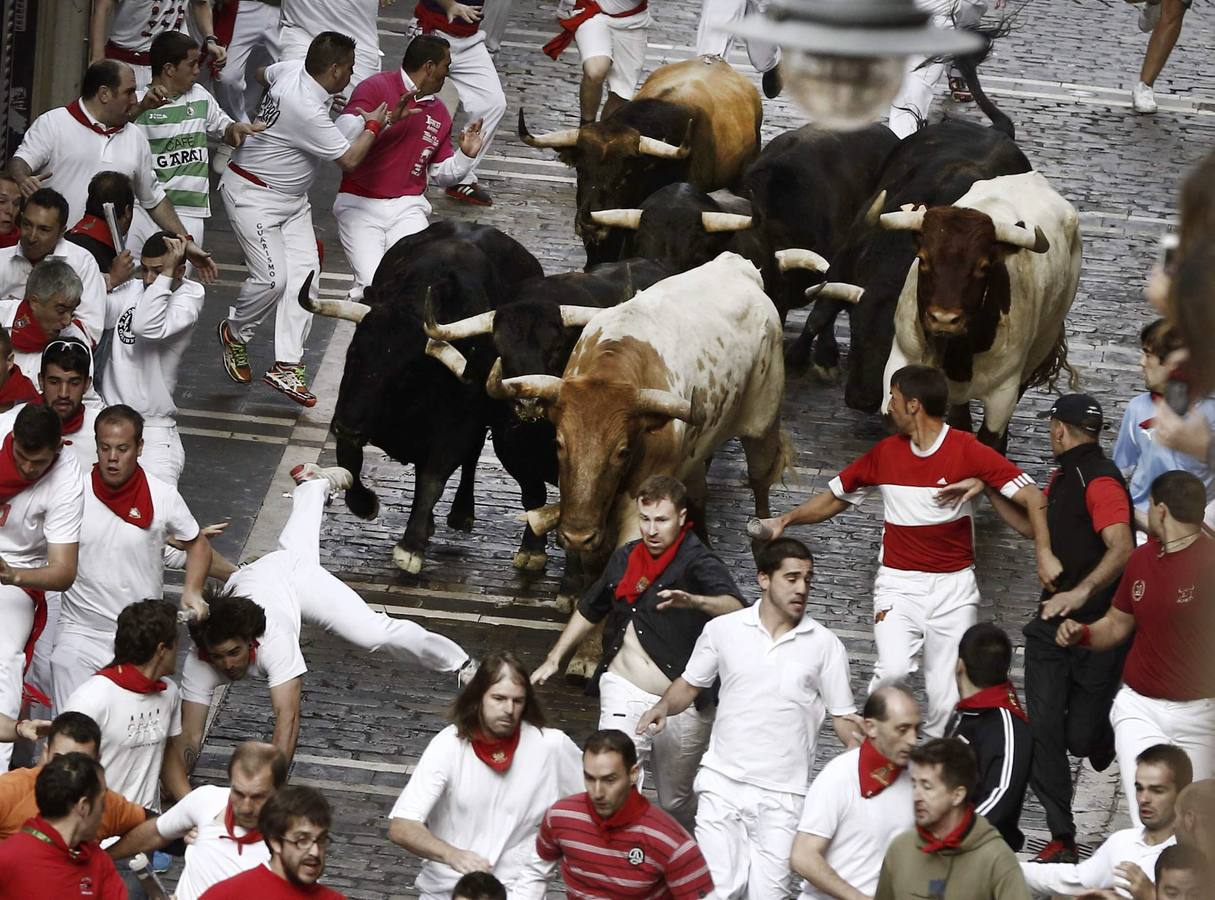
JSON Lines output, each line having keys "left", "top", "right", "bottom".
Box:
{"left": 831, "top": 426, "right": 1032, "bottom": 572}
{"left": 200, "top": 863, "right": 346, "bottom": 899}
{"left": 536, "top": 792, "right": 715, "bottom": 899}
{"left": 0, "top": 818, "right": 127, "bottom": 900}
{"left": 1112, "top": 535, "right": 1215, "bottom": 701}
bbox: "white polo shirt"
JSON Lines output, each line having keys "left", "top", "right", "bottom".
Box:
{"left": 230, "top": 60, "right": 350, "bottom": 196}
{"left": 155, "top": 783, "right": 269, "bottom": 900}
{"left": 281, "top": 0, "right": 382, "bottom": 57}
{"left": 59, "top": 469, "right": 199, "bottom": 635}
{"left": 108, "top": 0, "right": 190, "bottom": 53}
{"left": 0, "top": 404, "right": 99, "bottom": 472}
{"left": 0, "top": 425, "right": 83, "bottom": 570}
{"left": 63, "top": 673, "right": 182, "bottom": 810}
{"left": 13, "top": 103, "right": 166, "bottom": 227}
{"left": 682, "top": 601, "right": 857, "bottom": 795}
{"left": 1021, "top": 826, "right": 1176, "bottom": 897}
{"left": 391, "top": 723, "right": 583, "bottom": 897}
{"left": 796, "top": 747, "right": 914, "bottom": 900}
{"left": 179, "top": 551, "right": 309, "bottom": 705}
{"left": 0, "top": 239, "right": 108, "bottom": 345}
{"left": 100, "top": 276, "right": 204, "bottom": 425}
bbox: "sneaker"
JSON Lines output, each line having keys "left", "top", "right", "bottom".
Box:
{"left": 762, "top": 64, "right": 782, "bottom": 99}
{"left": 211, "top": 142, "right": 233, "bottom": 175}
{"left": 151, "top": 850, "right": 172, "bottom": 873}
{"left": 1132, "top": 80, "right": 1158, "bottom": 113}
{"left": 1139, "top": 0, "right": 1161, "bottom": 31}
{"left": 290, "top": 463, "right": 353, "bottom": 493}
{"left": 218, "top": 321, "right": 252, "bottom": 383}
{"left": 264, "top": 362, "right": 317, "bottom": 408}
{"left": 445, "top": 183, "right": 493, "bottom": 206}
{"left": 456, "top": 658, "right": 478, "bottom": 688}
{"left": 1032, "top": 837, "right": 1079, "bottom": 864}
{"left": 948, "top": 73, "right": 974, "bottom": 103}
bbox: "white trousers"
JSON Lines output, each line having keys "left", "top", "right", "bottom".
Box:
{"left": 870, "top": 565, "right": 980, "bottom": 738}
{"left": 0, "top": 584, "right": 35, "bottom": 769}
{"left": 274, "top": 481, "right": 469, "bottom": 671}
{"left": 51, "top": 627, "right": 114, "bottom": 713}
{"left": 219, "top": 170, "right": 318, "bottom": 365}
{"left": 574, "top": 12, "right": 650, "bottom": 100}
{"left": 695, "top": 0, "right": 779, "bottom": 74}
{"left": 140, "top": 424, "right": 186, "bottom": 488}
{"left": 481, "top": 0, "right": 514, "bottom": 52}
{"left": 598, "top": 670, "right": 713, "bottom": 833}
{"left": 332, "top": 193, "right": 432, "bottom": 302}
{"left": 887, "top": 2, "right": 986, "bottom": 137}
{"left": 26, "top": 590, "right": 59, "bottom": 721}
{"left": 279, "top": 24, "right": 381, "bottom": 108}
{"left": 216, "top": 0, "right": 283, "bottom": 122}
{"left": 694, "top": 767, "right": 800, "bottom": 899}
{"left": 1111, "top": 685, "right": 1215, "bottom": 826}
{"left": 435, "top": 31, "right": 505, "bottom": 185}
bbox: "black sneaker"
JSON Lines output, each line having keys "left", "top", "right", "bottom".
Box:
{"left": 446, "top": 183, "right": 493, "bottom": 206}
{"left": 762, "top": 64, "right": 782, "bottom": 99}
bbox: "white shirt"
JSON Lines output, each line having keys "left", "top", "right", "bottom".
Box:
{"left": 0, "top": 419, "right": 83, "bottom": 569}
{"left": 280, "top": 0, "right": 382, "bottom": 58}
{"left": 179, "top": 551, "right": 308, "bottom": 705}
{"left": 155, "top": 783, "right": 269, "bottom": 900}
{"left": 796, "top": 747, "right": 914, "bottom": 900}
{"left": 100, "top": 276, "right": 203, "bottom": 424}
{"left": 0, "top": 404, "right": 99, "bottom": 471}
{"left": 390, "top": 723, "right": 583, "bottom": 897}
{"left": 1020, "top": 826, "right": 1176, "bottom": 898}
{"left": 13, "top": 104, "right": 166, "bottom": 227}
{"left": 63, "top": 673, "right": 182, "bottom": 810}
{"left": 59, "top": 469, "right": 198, "bottom": 634}
{"left": 231, "top": 60, "right": 350, "bottom": 196}
{"left": 107, "top": 0, "right": 190, "bottom": 53}
{"left": 0, "top": 239, "right": 109, "bottom": 345}
{"left": 682, "top": 601, "right": 857, "bottom": 795}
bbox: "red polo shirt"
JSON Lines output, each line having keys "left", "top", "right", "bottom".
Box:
{"left": 201, "top": 863, "right": 346, "bottom": 899}
{"left": 0, "top": 817, "right": 127, "bottom": 899}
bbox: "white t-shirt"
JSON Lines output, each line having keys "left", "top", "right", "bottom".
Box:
{"left": 230, "top": 60, "right": 350, "bottom": 196}
{"left": 0, "top": 239, "right": 109, "bottom": 346}
{"left": 63, "top": 673, "right": 182, "bottom": 810}
{"left": 180, "top": 551, "right": 308, "bottom": 705}
{"left": 107, "top": 0, "right": 190, "bottom": 53}
{"left": 0, "top": 423, "right": 83, "bottom": 570}
{"left": 682, "top": 601, "right": 857, "bottom": 795}
{"left": 796, "top": 747, "right": 914, "bottom": 900}
{"left": 1021, "top": 827, "right": 1176, "bottom": 897}
{"left": 390, "top": 723, "right": 584, "bottom": 897}
{"left": 280, "top": 0, "right": 382, "bottom": 58}
{"left": 59, "top": 469, "right": 199, "bottom": 634}
{"left": 0, "top": 404, "right": 100, "bottom": 472}
{"left": 155, "top": 783, "right": 269, "bottom": 900}
{"left": 100, "top": 276, "right": 203, "bottom": 424}
{"left": 13, "top": 104, "right": 167, "bottom": 228}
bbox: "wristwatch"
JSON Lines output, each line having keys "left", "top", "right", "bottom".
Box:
{"left": 204, "top": 35, "right": 220, "bottom": 46}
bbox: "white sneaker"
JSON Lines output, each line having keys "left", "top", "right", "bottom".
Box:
{"left": 211, "top": 142, "right": 233, "bottom": 175}
{"left": 290, "top": 463, "right": 354, "bottom": 493}
{"left": 1139, "top": 0, "right": 1161, "bottom": 31}
{"left": 1132, "top": 81, "right": 1158, "bottom": 113}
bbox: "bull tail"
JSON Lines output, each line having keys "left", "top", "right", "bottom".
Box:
{"left": 1024, "top": 326, "right": 1081, "bottom": 394}
{"left": 952, "top": 20, "right": 1016, "bottom": 139}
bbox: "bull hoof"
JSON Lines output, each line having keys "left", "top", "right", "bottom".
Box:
{"left": 554, "top": 592, "right": 576, "bottom": 614}
{"left": 785, "top": 343, "right": 811, "bottom": 372}
{"left": 811, "top": 363, "right": 841, "bottom": 385}
{"left": 564, "top": 654, "right": 598, "bottom": 681}
{"left": 447, "top": 510, "right": 475, "bottom": 533}
{"left": 512, "top": 550, "right": 548, "bottom": 572}
{"left": 346, "top": 488, "right": 379, "bottom": 520}
{"left": 392, "top": 546, "right": 425, "bottom": 574}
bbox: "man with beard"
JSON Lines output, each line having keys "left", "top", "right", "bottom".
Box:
{"left": 109, "top": 741, "right": 289, "bottom": 899}
{"left": 389, "top": 653, "right": 583, "bottom": 899}
{"left": 792, "top": 685, "right": 921, "bottom": 900}
{"left": 638, "top": 538, "right": 863, "bottom": 898}
{"left": 201, "top": 785, "right": 344, "bottom": 898}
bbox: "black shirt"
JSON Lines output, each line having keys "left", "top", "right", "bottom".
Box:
{"left": 578, "top": 532, "right": 745, "bottom": 705}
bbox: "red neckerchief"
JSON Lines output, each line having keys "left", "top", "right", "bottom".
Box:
{"left": 471, "top": 727, "right": 521, "bottom": 773}
{"left": 96, "top": 663, "right": 166, "bottom": 694}
{"left": 21, "top": 816, "right": 94, "bottom": 864}
{"left": 587, "top": 788, "right": 649, "bottom": 835}
{"left": 414, "top": 2, "right": 479, "bottom": 36}
{"left": 219, "top": 802, "right": 263, "bottom": 855}
{"left": 47, "top": 396, "right": 85, "bottom": 437}
{"left": 91, "top": 463, "right": 153, "bottom": 529}
{"left": 615, "top": 523, "right": 692, "bottom": 604}
{"left": 66, "top": 99, "right": 123, "bottom": 137}
{"left": 0, "top": 366, "right": 40, "bottom": 406}
{"left": 10, "top": 298, "right": 53, "bottom": 353}
{"left": 858, "top": 738, "right": 904, "bottom": 798}
{"left": 955, "top": 681, "right": 1029, "bottom": 722}
{"left": 197, "top": 638, "right": 258, "bottom": 664}
{"left": 0, "top": 431, "right": 54, "bottom": 503}
{"left": 542, "top": 0, "right": 648, "bottom": 59}
{"left": 0, "top": 227, "right": 18, "bottom": 248}
{"left": 68, "top": 213, "right": 115, "bottom": 251}
{"left": 917, "top": 805, "right": 975, "bottom": 854}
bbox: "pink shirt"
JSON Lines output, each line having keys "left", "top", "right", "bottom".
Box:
{"left": 338, "top": 70, "right": 455, "bottom": 200}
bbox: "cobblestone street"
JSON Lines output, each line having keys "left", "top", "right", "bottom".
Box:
{"left": 161, "top": 1, "right": 1215, "bottom": 895}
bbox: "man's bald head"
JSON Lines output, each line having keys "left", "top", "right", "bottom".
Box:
{"left": 862, "top": 684, "right": 921, "bottom": 766}
{"left": 1177, "top": 780, "right": 1215, "bottom": 846}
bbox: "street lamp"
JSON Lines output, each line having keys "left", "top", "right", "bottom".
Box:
{"left": 729, "top": 0, "right": 984, "bottom": 129}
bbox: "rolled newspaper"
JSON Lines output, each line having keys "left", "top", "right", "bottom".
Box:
{"left": 102, "top": 201, "right": 125, "bottom": 253}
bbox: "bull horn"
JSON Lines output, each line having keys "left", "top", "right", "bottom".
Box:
{"left": 863, "top": 190, "right": 888, "bottom": 226}
{"left": 879, "top": 209, "right": 927, "bottom": 232}
{"left": 500, "top": 372, "right": 564, "bottom": 403}
{"left": 298, "top": 277, "right": 371, "bottom": 323}
{"left": 425, "top": 339, "right": 468, "bottom": 380}
{"left": 701, "top": 212, "right": 753, "bottom": 233}
{"left": 590, "top": 209, "right": 644, "bottom": 230}
{"left": 516, "top": 503, "right": 562, "bottom": 536}
{"left": 638, "top": 134, "right": 691, "bottom": 160}
{"left": 775, "top": 248, "right": 830, "bottom": 273}
{"left": 994, "top": 221, "right": 1051, "bottom": 253}
{"left": 558, "top": 306, "right": 602, "bottom": 328}
{"left": 423, "top": 308, "right": 496, "bottom": 341}
{"left": 517, "top": 109, "right": 579, "bottom": 148}
{"left": 806, "top": 282, "right": 865, "bottom": 304}
{"left": 486, "top": 358, "right": 509, "bottom": 400}
{"left": 635, "top": 388, "right": 704, "bottom": 426}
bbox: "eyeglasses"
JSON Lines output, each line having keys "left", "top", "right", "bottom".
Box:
{"left": 283, "top": 833, "right": 330, "bottom": 852}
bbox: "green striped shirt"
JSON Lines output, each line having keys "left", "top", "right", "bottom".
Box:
{"left": 134, "top": 84, "right": 232, "bottom": 217}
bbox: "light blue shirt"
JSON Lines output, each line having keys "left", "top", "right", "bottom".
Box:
{"left": 1112, "top": 391, "right": 1215, "bottom": 511}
